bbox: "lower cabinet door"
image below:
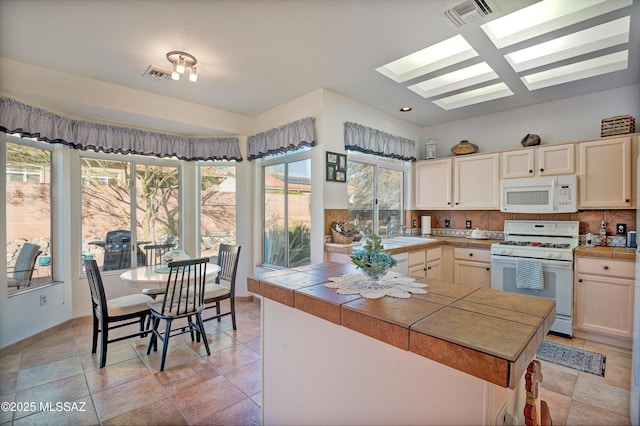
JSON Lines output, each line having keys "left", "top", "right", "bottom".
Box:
{"left": 453, "top": 260, "right": 491, "bottom": 288}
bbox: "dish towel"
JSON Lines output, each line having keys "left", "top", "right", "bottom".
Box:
{"left": 516, "top": 259, "right": 544, "bottom": 290}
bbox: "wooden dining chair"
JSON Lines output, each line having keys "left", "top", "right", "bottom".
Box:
{"left": 143, "top": 243, "right": 175, "bottom": 267}
{"left": 141, "top": 243, "right": 176, "bottom": 300}
{"left": 202, "top": 244, "right": 241, "bottom": 330}
{"left": 83, "top": 259, "right": 153, "bottom": 368}
{"left": 146, "top": 257, "right": 211, "bottom": 371}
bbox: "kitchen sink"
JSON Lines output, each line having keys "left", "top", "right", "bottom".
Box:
{"left": 382, "top": 236, "right": 437, "bottom": 245}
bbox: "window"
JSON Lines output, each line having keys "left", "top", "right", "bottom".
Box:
{"left": 263, "top": 155, "right": 311, "bottom": 267}
{"left": 347, "top": 154, "right": 405, "bottom": 237}
{"left": 5, "top": 137, "right": 54, "bottom": 292}
{"left": 200, "top": 163, "right": 236, "bottom": 259}
{"left": 81, "top": 153, "right": 180, "bottom": 272}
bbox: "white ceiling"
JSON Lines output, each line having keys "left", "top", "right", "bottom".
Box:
{"left": 0, "top": 0, "right": 639, "bottom": 135}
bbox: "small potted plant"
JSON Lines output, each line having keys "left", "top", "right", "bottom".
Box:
{"left": 350, "top": 233, "right": 397, "bottom": 282}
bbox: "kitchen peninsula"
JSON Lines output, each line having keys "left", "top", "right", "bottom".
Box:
{"left": 248, "top": 262, "right": 555, "bottom": 425}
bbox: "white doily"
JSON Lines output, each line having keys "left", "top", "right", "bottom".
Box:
{"left": 325, "top": 272, "right": 428, "bottom": 299}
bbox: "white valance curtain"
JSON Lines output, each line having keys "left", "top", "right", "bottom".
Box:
{"left": 247, "top": 117, "right": 315, "bottom": 161}
{"left": 0, "top": 97, "right": 243, "bottom": 161}
{"left": 344, "top": 121, "right": 416, "bottom": 162}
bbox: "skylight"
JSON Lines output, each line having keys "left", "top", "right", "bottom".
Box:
{"left": 481, "top": 0, "right": 632, "bottom": 49}
{"left": 504, "top": 16, "right": 631, "bottom": 72}
{"left": 375, "top": 35, "right": 478, "bottom": 83}
{"left": 520, "top": 50, "right": 629, "bottom": 90}
{"left": 432, "top": 83, "right": 513, "bottom": 110}
{"left": 408, "top": 62, "right": 498, "bottom": 99}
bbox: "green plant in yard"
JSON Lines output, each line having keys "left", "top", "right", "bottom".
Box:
{"left": 264, "top": 222, "right": 310, "bottom": 267}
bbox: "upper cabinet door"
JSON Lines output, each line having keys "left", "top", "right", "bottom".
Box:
{"left": 578, "top": 137, "right": 633, "bottom": 209}
{"left": 538, "top": 144, "right": 575, "bottom": 176}
{"left": 454, "top": 153, "right": 500, "bottom": 209}
{"left": 415, "top": 158, "right": 453, "bottom": 209}
{"left": 501, "top": 149, "right": 535, "bottom": 179}
{"left": 501, "top": 144, "right": 574, "bottom": 179}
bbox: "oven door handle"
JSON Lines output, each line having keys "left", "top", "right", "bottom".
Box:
{"left": 490, "top": 255, "right": 573, "bottom": 268}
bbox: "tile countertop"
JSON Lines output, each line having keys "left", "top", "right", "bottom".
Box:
{"left": 248, "top": 262, "right": 555, "bottom": 389}
{"left": 574, "top": 245, "right": 636, "bottom": 261}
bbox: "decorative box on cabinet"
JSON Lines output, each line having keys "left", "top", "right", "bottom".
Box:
{"left": 453, "top": 247, "right": 491, "bottom": 288}
{"left": 574, "top": 257, "right": 634, "bottom": 349}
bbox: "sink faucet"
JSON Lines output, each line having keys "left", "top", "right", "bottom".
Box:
{"left": 386, "top": 223, "right": 406, "bottom": 239}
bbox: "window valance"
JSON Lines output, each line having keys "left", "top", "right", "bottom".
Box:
{"left": 344, "top": 121, "right": 416, "bottom": 162}
{"left": 0, "top": 97, "right": 243, "bottom": 161}
{"left": 247, "top": 117, "right": 315, "bottom": 161}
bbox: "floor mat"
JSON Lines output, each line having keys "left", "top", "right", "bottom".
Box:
{"left": 536, "top": 341, "right": 606, "bottom": 376}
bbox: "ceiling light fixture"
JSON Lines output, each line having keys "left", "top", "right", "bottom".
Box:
{"left": 376, "top": 35, "right": 478, "bottom": 83}
{"left": 481, "top": 0, "right": 632, "bottom": 49}
{"left": 400, "top": 106, "right": 413, "bottom": 112}
{"left": 166, "top": 51, "right": 198, "bottom": 82}
{"left": 432, "top": 82, "right": 513, "bottom": 110}
{"left": 504, "top": 16, "right": 630, "bottom": 73}
{"left": 408, "top": 62, "right": 498, "bottom": 99}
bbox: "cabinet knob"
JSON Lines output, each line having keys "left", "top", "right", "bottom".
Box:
{"left": 455, "top": 202, "right": 459, "bottom": 205}
{"left": 485, "top": 267, "right": 490, "bottom": 271}
{"left": 603, "top": 265, "right": 609, "bottom": 270}
{"left": 469, "top": 253, "right": 473, "bottom": 257}
{"left": 626, "top": 199, "right": 630, "bottom": 203}
{"left": 447, "top": 202, "right": 451, "bottom": 205}
{"left": 540, "top": 168, "right": 544, "bottom": 172}
{"left": 578, "top": 278, "right": 583, "bottom": 283}
{"left": 529, "top": 169, "right": 533, "bottom": 173}
{"left": 427, "top": 266, "right": 432, "bottom": 270}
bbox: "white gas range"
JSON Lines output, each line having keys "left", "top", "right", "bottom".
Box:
{"left": 490, "top": 220, "right": 579, "bottom": 337}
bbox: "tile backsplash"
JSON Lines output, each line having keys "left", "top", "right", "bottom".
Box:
{"left": 325, "top": 209, "right": 636, "bottom": 247}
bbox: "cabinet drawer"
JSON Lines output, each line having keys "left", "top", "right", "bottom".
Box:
{"left": 426, "top": 247, "right": 442, "bottom": 262}
{"left": 454, "top": 247, "right": 490, "bottom": 262}
{"left": 408, "top": 250, "right": 426, "bottom": 266}
{"left": 576, "top": 257, "right": 634, "bottom": 278}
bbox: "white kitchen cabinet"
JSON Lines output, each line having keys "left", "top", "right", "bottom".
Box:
{"left": 415, "top": 153, "right": 499, "bottom": 210}
{"left": 501, "top": 144, "right": 575, "bottom": 179}
{"left": 415, "top": 159, "right": 453, "bottom": 209}
{"left": 407, "top": 246, "right": 442, "bottom": 280}
{"left": 453, "top": 247, "right": 491, "bottom": 288}
{"left": 578, "top": 137, "right": 633, "bottom": 208}
{"left": 574, "top": 257, "right": 634, "bottom": 348}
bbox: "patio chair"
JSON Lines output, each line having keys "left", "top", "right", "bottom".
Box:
{"left": 83, "top": 258, "right": 153, "bottom": 368}
{"left": 146, "top": 257, "right": 211, "bottom": 371}
{"left": 7, "top": 243, "right": 42, "bottom": 289}
{"left": 202, "top": 244, "right": 241, "bottom": 329}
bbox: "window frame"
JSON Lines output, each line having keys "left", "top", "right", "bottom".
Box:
{"left": 261, "top": 149, "right": 312, "bottom": 268}
{"left": 346, "top": 152, "right": 409, "bottom": 236}
{"left": 79, "top": 150, "right": 182, "bottom": 275}
{"left": 3, "top": 134, "right": 56, "bottom": 293}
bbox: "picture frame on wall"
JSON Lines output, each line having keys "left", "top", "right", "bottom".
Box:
{"left": 326, "top": 151, "right": 347, "bottom": 182}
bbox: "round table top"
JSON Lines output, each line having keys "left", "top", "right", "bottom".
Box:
{"left": 120, "top": 264, "right": 221, "bottom": 289}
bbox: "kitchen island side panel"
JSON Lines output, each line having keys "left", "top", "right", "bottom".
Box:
{"left": 262, "top": 298, "right": 526, "bottom": 426}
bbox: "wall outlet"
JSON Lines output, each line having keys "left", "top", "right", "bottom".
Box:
{"left": 40, "top": 294, "right": 47, "bottom": 306}
{"left": 444, "top": 219, "right": 451, "bottom": 228}
{"left": 617, "top": 223, "right": 627, "bottom": 234}
{"left": 412, "top": 219, "right": 417, "bottom": 228}
{"left": 466, "top": 220, "right": 472, "bottom": 229}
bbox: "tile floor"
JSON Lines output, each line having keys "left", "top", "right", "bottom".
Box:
{"left": 0, "top": 298, "right": 634, "bottom": 425}
{"left": 0, "top": 299, "right": 262, "bottom": 425}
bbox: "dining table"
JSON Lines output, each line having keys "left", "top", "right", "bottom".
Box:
{"left": 120, "top": 263, "right": 221, "bottom": 290}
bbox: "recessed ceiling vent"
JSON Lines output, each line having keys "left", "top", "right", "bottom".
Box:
{"left": 143, "top": 65, "right": 171, "bottom": 80}
{"left": 442, "top": 0, "right": 495, "bottom": 27}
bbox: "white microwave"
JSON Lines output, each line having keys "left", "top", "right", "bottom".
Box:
{"left": 500, "top": 175, "right": 577, "bottom": 213}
